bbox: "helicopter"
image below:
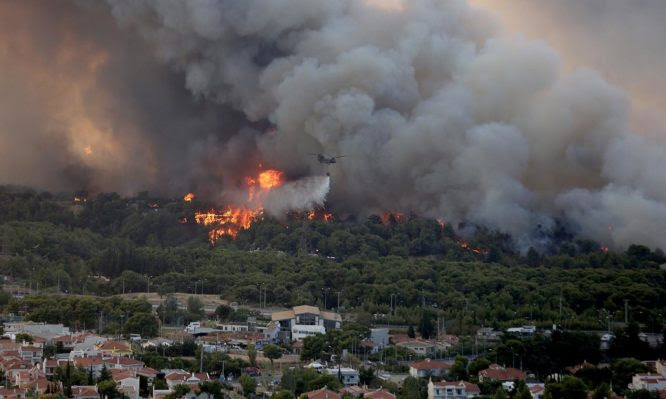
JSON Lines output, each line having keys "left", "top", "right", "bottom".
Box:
{"left": 310, "top": 153, "right": 345, "bottom": 164}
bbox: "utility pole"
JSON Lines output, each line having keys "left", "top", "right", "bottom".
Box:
{"left": 624, "top": 299, "right": 629, "bottom": 324}
{"left": 336, "top": 291, "right": 340, "bottom": 311}
{"left": 199, "top": 345, "right": 204, "bottom": 373}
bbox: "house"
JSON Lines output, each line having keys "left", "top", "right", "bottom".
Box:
{"left": 478, "top": 364, "right": 526, "bottom": 383}
{"left": 141, "top": 338, "right": 173, "bottom": 350}
{"left": 3, "top": 323, "right": 70, "bottom": 341}
{"left": 71, "top": 386, "right": 100, "bottom": 399}
{"left": 409, "top": 359, "right": 453, "bottom": 378}
{"left": 396, "top": 340, "right": 437, "bottom": 357}
{"left": 657, "top": 360, "right": 666, "bottom": 376}
{"left": 164, "top": 370, "right": 194, "bottom": 389}
{"left": 323, "top": 368, "right": 360, "bottom": 386}
{"left": 528, "top": 384, "right": 545, "bottom": 399}
{"left": 363, "top": 388, "right": 396, "bottom": 399}
{"left": 261, "top": 321, "right": 281, "bottom": 343}
{"left": 105, "top": 356, "right": 145, "bottom": 372}
{"left": 0, "top": 388, "right": 26, "bottom": 399}
{"left": 428, "top": 380, "right": 480, "bottom": 399}
{"left": 96, "top": 341, "right": 131, "bottom": 357}
{"left": 72, "top": 357, "right": 105, "bottom": 377}
{"left": 303, "top": 387, "right": 341, "bottom": 399}
{"left": 216, "top": 323, "right": 248, "bottom": 333}
{"left": 629, "top": 373, "right": 666, "bottom": 391}
{"left": 271, "top": 306, "right": 341, "bottom": 342}
{"left": 19, "top": 346, "right": 43, "bottom": 365}
{"left": 22, "top": 377, "right": 53, "bottom": 394}
{"left": 112, "top": 371, "right": 140, "bottom": 399}
{"left": 41, "top": 358, "right": 58, "bottom": 377}
{"left": 476, "top": 328, "right": 502, "bottom": 344}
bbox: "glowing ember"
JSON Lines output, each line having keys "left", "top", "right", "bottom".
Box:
{"left": 183, "top": 192, "right": 195, "bottom": 202}
{"left": 306, "top": 209, "right": 334, "bottom": 222}
{"left": 83, "top": 145, "right": 93, "bottom": 156}
{"left": 194, "top": 169, "right": 284, "bottom": 244}
{"left": 381, "top": 212, "right": 405, "bottom": 224}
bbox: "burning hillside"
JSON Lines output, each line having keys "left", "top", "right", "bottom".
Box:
{"left": 191, "top": 169, "right": 331, "bottom": 243}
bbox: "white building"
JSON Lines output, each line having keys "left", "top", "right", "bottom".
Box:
{"left": 324, "top": 367, "right": 359, "bottom": 386}
{"left": 428, "top": 380, "right": 480, "bottom": 399}
{"left": 3, "top": 323, "right": 70, "bottom": 341}
{"left": 271, "top": 305, "right": 341, "bottom": 342}
{"left": 216, "top": 323, "right": 248, "bottom": 333}
{"left": 628, "top": 373, "right": 666, "bottom": 391}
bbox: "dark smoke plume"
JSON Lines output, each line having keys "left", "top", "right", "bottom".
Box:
{"left": 2, "top": 0, "right": 666, "bottom": 250}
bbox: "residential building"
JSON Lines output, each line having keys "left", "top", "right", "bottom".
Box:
{"left": 71, "top": 386, "right": 100, "bottom": 399}
{"left": 19, "top": 346, "right": 43, "bottom": 365}
{"left": 396, "top": 340, "right": 437, "bottom": 357}
{"left": 216, "top": 324, "right": 248, "bottom": 333}
{"left": 363, "top": 389, "right": 396, "bottom": 399}
{"left": 0, "top": 388, "right": 26, "bottom": 399}
{"left": 409, "top": 359, "right": 452, "bottom": 378}
{"left": 478, "top": 364, "right": 526, "bottom": 383}
{"left": 303, "top": 387, "right": 341, "bottom": 399}
{"left": 271, "top": 306, "right": 341, "bottom": 342}
{"left": 629, "top": 373, "right": 666, "bottom": 391}
{"left": 476, "top": 328, "right": 502, "bottom": 344}
{"left": 96, "top": 341, "right": 132, "bottom": 357}
{"left": 428, "top": 380, "right": 480, "bottom": 399}
{"left": 3, "top": 323, "right": 70, "bottom": 341}
{"left": 528, "top": 384, "right": 545, "bottom": 399}
{"left": 323, "top": 367, "right": 360, "bottom": 386}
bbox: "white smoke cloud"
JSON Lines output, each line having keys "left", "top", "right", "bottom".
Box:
{"left": 264, "top": 176, "right": 331, "bottom": 216}
{"left": 12, "top": 0, "right": 659, "bottom": 250}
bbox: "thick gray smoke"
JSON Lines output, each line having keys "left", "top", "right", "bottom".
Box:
{"left": 103, "top": 0, "right": 666, "bottom": 250}
{"left": 3, "top": 0, "right": 666, "bottom": 250}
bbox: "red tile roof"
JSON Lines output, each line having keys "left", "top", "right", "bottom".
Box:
{"left": 71, "top": 386, "right": 99, "bottom": 398}
{"left": 479, "top": 365, "right": 526, "bottom": 381}
{"left": 409, "top": 360, "right": 452, "bottom": 370}
{"left": 364, "top": 388, "right": 396, "bottom": 399}
{"left": 304, "top": 388, "right": 341, "bottom": 399}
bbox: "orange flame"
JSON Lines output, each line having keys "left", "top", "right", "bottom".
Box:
{"left": 194, "top": 169, "right": 284, "bottom": 244}
{"left": 184, "top": 192, "right": 195, "bottom": 202}
{"left": 381, "top": 212, "right": 405, "bottom": 224}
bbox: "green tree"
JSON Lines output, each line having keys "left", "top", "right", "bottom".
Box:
{"left": 187, "top": 296, "right": 204, "bottom": 319}
{"left": 450, "top": 356, "right": 469, "bottom": 381}
{"left": 591, "top": 383, "right": 610, "bottom": 399}
{"left": 123, "top": 312, "right": 159, "bottom": 337}
{"left": 98, "top": 365, "right": 111, "bottom": 382}
{"left": 165, "top": 384, "right": 190, "bottom": 399}
{"left": 301, "top": 335, "right": 326, "bottom": 361}
{"left": 417, "top": 310, "right": 435, "bottom": 339}
{"left": 263, "top": 344, "right": 282, "bottom": 369}
{"left": 215, "top": 304, "right": 232, "bottom": 321}
{"left": 198, "top": 381, "right": 222, "bottom": 398}
{"left": 97, "top": 380, "right": 120, "bottom": 399}
{"left": 469, "top": 357, "right": 491, "bottom": 376}
{"left": 544, "top": 376, "right": 587, "bottom": 399}
{"left": 15, "top": 333, "right": 33, "bottom": 344}
{"left": 493, "top": 387, "right": 509, "bottom": 399}
{"left": 248, "top": 344, "right": 257, "bottom": 367}
{"left": 239, "top": 374, "right": 256, "bottom": 397}
{"left": 407, "top": 325, "right": 415, "bottom": 338}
